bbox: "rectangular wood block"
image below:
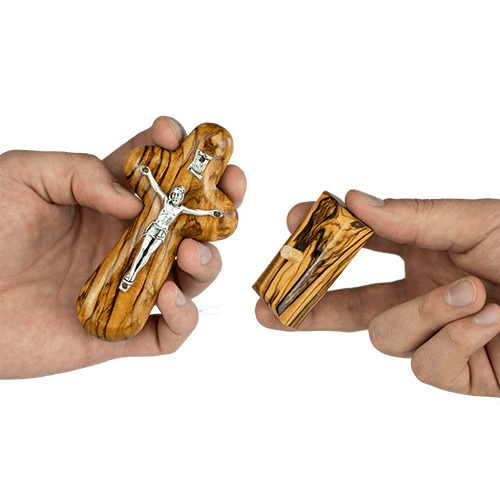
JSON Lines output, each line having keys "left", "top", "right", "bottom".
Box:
{"left": 253, "top": 191, "right": 373, "bottom": 328}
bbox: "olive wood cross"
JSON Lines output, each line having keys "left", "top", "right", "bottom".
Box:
{"left": 77, "top": 123, "right": 238, "bottom": 341}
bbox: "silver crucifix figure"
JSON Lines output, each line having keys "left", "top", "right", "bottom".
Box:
{"left": 119, "top": 166, "right": 223, "bottom": 292}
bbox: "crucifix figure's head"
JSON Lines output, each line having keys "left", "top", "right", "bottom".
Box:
{"left": 169, "top": 185, "right": 186, "bottom": 206}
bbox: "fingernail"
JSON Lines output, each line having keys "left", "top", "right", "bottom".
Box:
{"left": 175, "top": 286, "right": 187, "bottom": 307}
{"left": 195, "top": 241, "right": 212, "bottom": 266}
{"left": 353, "top": 190, "right": 386, "bottom": 207}
{"left": 474, "top": 305, "right": 500, "bottom": 326}
{"left": 113, "top": 182, "right": 137, "bottom": 199}
{"left": 165, "top": 117, "right": 186, "bottom": 142}
{"left": 445, "top": 279, "right": 476, "bottom": 307}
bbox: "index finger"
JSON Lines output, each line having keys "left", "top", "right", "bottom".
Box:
{"left": 345, "top": 190, "right": 500, "bottom": 254}
{"left": 287, "top": 201, "right": 403, "bottom": 256}
{"left": 103, "top": 116, "right": 187, "bottom": 180}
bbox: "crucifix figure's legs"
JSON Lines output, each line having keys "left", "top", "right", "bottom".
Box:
{"left": 119, "top": 235, "right": 164, "bottom": 292}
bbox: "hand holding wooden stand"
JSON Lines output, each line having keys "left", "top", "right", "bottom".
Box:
{"left": 77, "top": 124, "right": 238, "bottom": 341}
{"left": 253, "top": 192, "right": 373, "bottom": 328}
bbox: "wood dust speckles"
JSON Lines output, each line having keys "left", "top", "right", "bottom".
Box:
{"left": 196, "top": 300, "right": 222, "bottom": 316}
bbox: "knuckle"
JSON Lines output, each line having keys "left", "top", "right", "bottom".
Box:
{"left": 0, "top": 150, "right": 16, "bottom": 164}
{"left": 408, "top": 198, "right": 437, "bottom": 217}
{"left": 73, "top": 152, "right": 102, "bottom": 171}
{"left": 411, "top": 350, "right": 436, "bottom": 385}
{"left": 344, "top": 289, "right": 366, "bottom": 330}
{"left": 69, "top": 153, "right": 110, "bottom": 187}
{"left": 162, "top": 341, "right": 183, "bottom": 355}
{"left": 0, "top": 150, "right": 25, "bottom": 170}
{"left": 368, "top": 316, "right": 393, "bottom": 354}
{"left": 157, "top": 330, "right": 191, "bottom": 356}
{"left": 403, "top": 199, "right": 438, "bottom": 246}
{"left": 440, "top": 321, "right": 474, "bottom": 355}
{"left": 415, "top": 292, "right": 438, "bottom": 322}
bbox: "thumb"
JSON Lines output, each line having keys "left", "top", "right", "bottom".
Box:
{"left": 20, "top": 151, "right": 143, "bottom": 219}
{"left": 345, "top": 190, "right": 497, "bottom": 253}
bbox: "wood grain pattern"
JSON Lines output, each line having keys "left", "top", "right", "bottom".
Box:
{"left": 77, "top": 123, "right": 238, "bottom": 341}
{"left": 253, "top": 192, "right": 373, "bottom": 328}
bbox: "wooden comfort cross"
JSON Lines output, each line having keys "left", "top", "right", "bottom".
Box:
{"left": 77, "top": 123, "right": 238, "bottom": 341}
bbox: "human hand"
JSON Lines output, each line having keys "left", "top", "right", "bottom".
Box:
{"left": 256, "top": 191, "right": 500, "bottom": 397}
{"left": 0, "top": 116, "right": 246, "bottom": 379}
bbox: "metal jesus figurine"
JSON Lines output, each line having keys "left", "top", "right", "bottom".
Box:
{"left": 77, "top": 123, "right": 238, "bottom": 342}
{"left": 119, "top": 166, "right": 222, "bottom": 292}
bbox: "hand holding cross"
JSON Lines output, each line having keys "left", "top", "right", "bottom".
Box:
{"left": 77, "top": 124, "right": 238, "bottom": 341}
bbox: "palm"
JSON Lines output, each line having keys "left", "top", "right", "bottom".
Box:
{"left": 1, "top": 181, "right": 129, "bottom": 377}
